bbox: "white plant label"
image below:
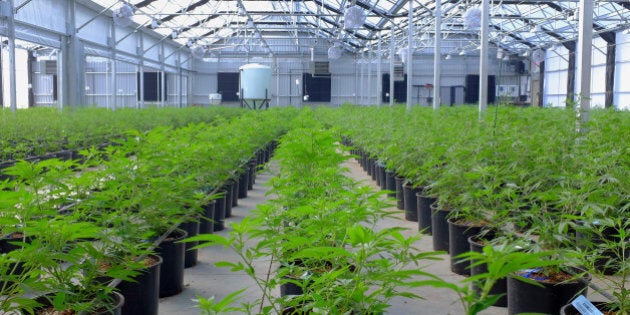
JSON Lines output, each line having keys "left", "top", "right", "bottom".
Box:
{"left": 571, "top": 295, "right": 603, "bottom": 315}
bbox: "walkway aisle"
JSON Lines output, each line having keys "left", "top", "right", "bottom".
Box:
{"left": 342, "top": 159, "right": 506, "bottom": 315}
{"left": 159, "top": 158, "right": 507, "bottom": 314}
{"left": 159, "top": 167, "right": 277, "bottom": 315}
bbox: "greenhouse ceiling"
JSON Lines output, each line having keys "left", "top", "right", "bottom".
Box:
{"left": 88, "top": 0, "right": 630, "bottom": 57}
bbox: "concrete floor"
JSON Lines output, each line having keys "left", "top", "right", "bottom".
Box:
{"left": 158, "top": 159, "right": 511, "bottom": 314}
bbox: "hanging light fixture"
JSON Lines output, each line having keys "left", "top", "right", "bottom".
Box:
{"left": 191, "top": 45, "right": 206, "bottom": 59}
{"left": 113, "top": 3, "right": 134, "bottom": 27}
{"left": 328, "top": 45, "right": 343, "bottom": 60}
{"left": 344, "top": 5, "right": 366, "bottom": 30}
{"left": 532, "top": 49, "right": 545, "bottom": 63}
{"left": 464, "top": 7, "right": 482, "bottom": 30}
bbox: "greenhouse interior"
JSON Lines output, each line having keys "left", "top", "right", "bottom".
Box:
{"left": 1, "top": 1, "right": 629, "bottom": 315}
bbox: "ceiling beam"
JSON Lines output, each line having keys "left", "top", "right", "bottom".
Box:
{"left": 134, "top": 0, "right": 155, "bottom": 9}
{"left": 153, "top": 0, "right": 211, "bottom": 25}
{"left": 490, "top": 25, "right": 535, "bottom": 48}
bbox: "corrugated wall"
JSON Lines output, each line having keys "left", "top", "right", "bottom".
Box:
{"left": 190, "top": 49, "right": 524, "bottom": 107}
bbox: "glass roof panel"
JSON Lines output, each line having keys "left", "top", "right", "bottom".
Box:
{"left": 84, "top": 0, "right": 630, "bottom": 56}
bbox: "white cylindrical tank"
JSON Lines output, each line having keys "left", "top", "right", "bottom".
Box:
{"left": 239, "top": 63, "right": 272, "bottom": 101}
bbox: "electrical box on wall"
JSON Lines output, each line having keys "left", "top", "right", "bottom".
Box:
{"left": 309, "top": 61, "right": 330, "bottom": 77}
{"left": 496, "top": 85, "right": 519, "bottom": 97}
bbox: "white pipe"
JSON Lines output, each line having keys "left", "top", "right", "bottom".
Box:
{"left": 110, "top": 22, "right": 117, "bottom": 111}
{"left": 478, "top": 0, "right": 489, "bottom": 118}
{"left": 138, "top": 33, "right": 145, "bottom": 109}
{"left": 406, "top": 0, "right": 413, "bottom": 113}
{"left": 360, "top": 54, "right": 365, "bottom": 105}
{"left": 433, "top": 0, "right": 442, "bottom": 110}
{"left": 389, "top": 23, "right": 395, "bottom": 106}
{"left": 8, "top": 0, "right": 17, "bottom": 111}
{"left": 368, "top": 48, "right": 373, "bottom": 105}
{"left": 577, "top": 0, "right": 592, "bottom": 127}
{"left": 377, "top": 36, "right": 382, "bottom": 107}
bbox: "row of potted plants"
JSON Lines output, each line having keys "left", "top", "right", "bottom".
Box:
{"left": 317, "top": 105, "right": 629, "bottom": 314}
{"left": 0, "top": 106, "right": 244, "bottom": 164}
{"left": 192, "top": 110, "right": 448, "bottom": 314}
{"left": 0, "top": 108, "right": 295, "bottom": 314}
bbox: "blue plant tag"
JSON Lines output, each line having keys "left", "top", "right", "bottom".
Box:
{"left": 571, "top": 295, "right": 603, "bottom": 315}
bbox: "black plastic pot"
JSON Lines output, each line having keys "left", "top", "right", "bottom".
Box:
{"left": 378, "top": 164, "right": 387, "bottom": 190}
{"left": 448, "top": 218, "right": 485, "bottom": 276}
{"left": 199, "top": 200, "right": 216, "bottom": 234}
{"left": 375, "top": 163, "right": 383, "bottom": 187}
{"left": 179, "top": 220, "right": 200, "bottom": 268}
{"left": 0, "top": 232, "right": 29, "bottom": 253}
{"left": 384, "top": 170, "right": 396, "bottom": 198}
{"left": 222, "top": 183, "right": 233, "bottom": 220}
{"left": 431, "top": 205, "right": 450, "bottom": 252}
{"left": 256, "top": 149, "right": 264, "bottom": 166}
{"left": 156, "top": 228, "right": 188, "bottom": 298}
{"left": 248, "top": 160, "right": 257, "bottom": 190}
{"left": 238, "top": 171, "right": 249, "bottom": 199}
{"left": 214, "top": 192, "right": 227, "bottom": 232}
{"left": 361, "top": 151, "right": 368, "bottom": 170}
{"left": 394, "top": 177, "right": 406, "bottom": 210}
{"left": 264, "top": 147, "right": 271, "bottom": 163}
{"left": 507, "top": 267, "right": 591, "bottom": 315}
{"left": 366, "top": 157, "right": 374, "bottom": 176}
{"left": 0, "top": 260, "right": 25, "bottom": 289}
{"left": 468, "top": 236, "right": 507, "bottom": 307}
{"left": 118, "top": 254, "right": 162, "bottom": 315}
{"left": 280, "top": 276, "right": 306, "bottom": 297}
{"left": 416, "top": 191, "right": 434, "bottom": 235}
{"left": 402, "top": 183, "right": 420, "bottom": 222}
{"left": 370, "top": 159, "right": 377, "bottom": 181}
{"left": 230, "top": 178, "right": 239, "bottom": 209}
{"left": 32, "top": 291, "right": 125, "bottom": 315}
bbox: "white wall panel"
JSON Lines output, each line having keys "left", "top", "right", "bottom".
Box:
{"left": 115, "top": 31, "right": 138, "bottom": 57}
{"left": 76, "top": 5, "right": 110, "bottom": 48}
{"left": 2, "top": 48, "right": 29, "bottom": 109}
{"left": 15, "top": 0, "right": 66, "bottom": 35}
{"left": 615, "top": 32, "right": 630, "bottom": 109}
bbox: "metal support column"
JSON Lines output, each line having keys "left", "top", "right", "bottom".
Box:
{"left": 59, "top": 0, "right": 84, "bottom": 109}
{"left": 177, "top": 55, "right": 183, "bottom": 108}
{"left": 406, "top": 0, "right": 413, "bottom": 112}
{"left": 6, "top": 0, "right": 17, "bottom": 111}
{"left": 368, "top": 49, "right": 373, "bottom": 105}
{"left": 160, "top": 43, "right": 166, "bottom": 107}
{"left": 433, "top": 0, "right": 442, "bottom": 110}
{"left": 109, "top": 24, "right": 117, "bottom": 110}
{"left": 377, "top": 36, "right": 382, "bottom": 107}
{"left": 389, "top": 23, "right": 395, "bottom": 106}
{"left": 360, "top": 53, "right": 365, "bottom": 105}
{"left": 577, "top": 0, "right": 593, "bottom": 126}
{"left": 137, "top": 33, "right": 145, "bottom": 109}
{"left": 478, "top": 0, "right": 489, "bottom": 118}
